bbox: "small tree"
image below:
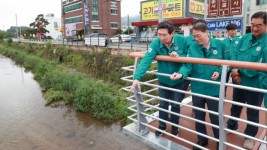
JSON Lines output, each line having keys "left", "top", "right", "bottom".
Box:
{"left": 123, "top": 28, "right": 133, "bottom": 35}
{"left": 116, "top": 29, "right": 123, "bottom": 34}
{"left": 29, "top": 14, "right": 49, "bottom": 40}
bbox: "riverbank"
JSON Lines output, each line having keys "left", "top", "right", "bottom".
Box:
{"left": 0, "top": 41, "right": 132, "bottom": 121}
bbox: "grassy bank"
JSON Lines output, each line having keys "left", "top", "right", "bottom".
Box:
{"left": 0, "top": 41, "right": 133, "bottom": 121}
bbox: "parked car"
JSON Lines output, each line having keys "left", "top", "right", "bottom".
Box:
{"left": 84, "top": 33, "right": 109, "bottom": 46}
{"left": 139, "top": 31, "right": 157, "bottom": 43}
{"left": 109, "top": 34, "right": 131, "bottom": 43}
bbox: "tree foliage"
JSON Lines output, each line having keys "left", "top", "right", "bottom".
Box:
{"left": 0, "top": 31, "right": 14, "bottom": 41}
{"left": 29, "top": 14, "right": 50, "bottom": 34}
{"left": 123, "top": 28, "right": 134, "bottom": 34}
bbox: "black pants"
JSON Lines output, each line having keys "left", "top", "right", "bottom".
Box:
{"left": 192, "top": 96, "right": 219, "bottom": 142}
{"left": 227, "top": 88, "right": 264, "bottom": 136}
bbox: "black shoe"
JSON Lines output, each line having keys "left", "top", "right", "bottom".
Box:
{"left": 192, "top": 140, "right": 208, "bottom": 150}
{"left": 155, "top": 125, "right": 166, "bottom": 136}
{"left": 171, "top": 126, "right": 179, "bottom": 136}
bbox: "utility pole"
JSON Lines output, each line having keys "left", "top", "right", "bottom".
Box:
{"left": 127, "top": 14, "right": 130, "bottom": 35}
{"left": 61, "top": 0, "right": 64, "bottom": 45}
{"left": 204, "top": 0, "right": 207, "bottom": 20}
{"left": 20, "top": 26, "right": 21, "bottom": 38}
{"left": 158, "top": 0, "right": 164, "bottom": 23}
{"left": 16, "top": 14, "right": 18, "bottom": 39}
{"left": 242, "top": 0, "right": 248, "bottom": 35}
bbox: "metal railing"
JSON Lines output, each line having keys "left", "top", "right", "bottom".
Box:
{"left": 12, "top": 37, "right": 153, "bottom": 51}
{"left": 121, "top": 52, "right": 267, "bottom": 150}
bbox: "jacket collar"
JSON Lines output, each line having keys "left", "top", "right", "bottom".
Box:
{"left": 197, "top": 37, "right": 217, "bottom": 50}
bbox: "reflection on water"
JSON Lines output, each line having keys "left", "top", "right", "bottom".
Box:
{"left": 0, "top": 55, "right": 152, "bottom": 150}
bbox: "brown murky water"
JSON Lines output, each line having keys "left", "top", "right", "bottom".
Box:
{"left": 0, "top": 56, "right": 153, "bottom": 150}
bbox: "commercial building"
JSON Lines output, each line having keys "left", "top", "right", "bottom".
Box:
{"left": 62, "top": 0, "right": 121, "bottom": 39}
{"left": 132, "top": 0, "right": 206, "bottom": 38}
{"left": 247, "top": 0, "right": 267, "bottom": 25}
{"left": 132, "top": 0, "right": 267, "bottom": 39}
{"left": 44, "top": 13, "right": 62, "bottom": 40}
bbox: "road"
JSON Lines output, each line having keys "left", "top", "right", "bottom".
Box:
{"left": 13, "top": 38, "right": 149, "bottom": 51}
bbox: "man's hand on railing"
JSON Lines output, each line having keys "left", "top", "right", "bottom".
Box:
{"left": 211, "top": 71, "right": 220, "bottom": 80}
{"left": 170, "top": 72, "right": 183, "bottom": 80}
{"left": 130, "top": 80, "right": 140, "bottom": 92}
{"left": 169, "top": 51, "right": 179, "bottom": 57}
{"left": 231, "top": 69, "right": 241, "bottom": 84}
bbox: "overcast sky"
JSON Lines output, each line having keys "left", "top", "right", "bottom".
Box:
{"left": 0, "top": 0, "right": 142, "bottom": 31}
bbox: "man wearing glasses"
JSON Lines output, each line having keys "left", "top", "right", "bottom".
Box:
{"left": 130, "top": 20, "right": 188, "bottom": 136}
{"left": 170, "top": 19, "right": 226, "bottom": 150}
{"left": 227, "top": 11, "right": 267, "bottom": 149}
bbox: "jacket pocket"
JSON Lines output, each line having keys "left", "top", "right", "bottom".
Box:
{"left": 251, "top": 50, "right": 262, "bottom": 62}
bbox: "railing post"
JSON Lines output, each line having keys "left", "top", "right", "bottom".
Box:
{"left": 133, "top": 57, "right": 148, "bottom": 135}
{"left": 266, "top": 110, "right": 267, "bottom": 149}
{"left": 218, "top": 65, "right": 228, "bottom": 150}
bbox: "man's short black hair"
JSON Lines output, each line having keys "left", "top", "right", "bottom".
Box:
{"left": 193, "top": 19, "right": 207, "bottom": 25}
{"left": 193, "top": 19, "right": 208, "bottom": 32}
{"left": 157, "top": 20, "right": 175, "bottom": 34}
{"left": 251, "top": 11, "right": 267, "bottom": 25}
{"left": 226, "top": 23, "right": 237, "bottom": 30}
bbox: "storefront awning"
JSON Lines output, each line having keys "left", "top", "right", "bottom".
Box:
{"left": 132, "top": 18, "right": 194, "bottom": 26}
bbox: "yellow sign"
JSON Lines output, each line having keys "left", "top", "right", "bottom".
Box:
{"left": 189, "top": 0, "right": 204, "bottom": 15}
{"left": 141, "top": 0, "right": 183, "bottom": 21}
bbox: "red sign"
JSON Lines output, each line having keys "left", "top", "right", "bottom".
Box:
{"left": 230, "top": 0, "right": 242, "bottom": 15}
{"left": 208, "top": 0, "right": 218, "bottom": 17}
{"left": 219, "top": 0, "right": 230, "bottom": 16}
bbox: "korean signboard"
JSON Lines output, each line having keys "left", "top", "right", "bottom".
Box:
{"left": 219, "top": 0, "right": 230, "bottom": 16}
{"left": 208, "top": 0, "right": 242, "bottom": 17}
{"left": 209, "top": 0, "right": 219, "bottom": 16}
{"left": 141, "top": 0, "right": 183, "bottom": 21}
{"left": 189, "top": 0, "right": 204, "bottom": 15}
{"left": 231, "top": 0, "right": 242, "bottom": 15}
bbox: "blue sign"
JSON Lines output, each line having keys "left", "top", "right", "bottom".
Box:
{"left": 84, "top": 4, "right": 89, "bottom": 26}
{"left": 207, "top": 18, "right": 242, "bottom": 31}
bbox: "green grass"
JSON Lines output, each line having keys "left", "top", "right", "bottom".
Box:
{"left": 0, "top": 44, "right": 131, "bottom": 121}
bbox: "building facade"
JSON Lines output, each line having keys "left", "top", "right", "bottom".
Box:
{"left": 248, "top": 0, "right": 267, "bottom": 25}
{"left": 132, "top": 0, "right": 206, "bottom": 38}
{"left": 62, "top": 0, "right": 121, "bottom": 39}
{"left": 45, "top": 13, "right": 62, "bottom": 40}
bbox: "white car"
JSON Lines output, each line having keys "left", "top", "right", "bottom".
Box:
{"left": 109, "top": 34, "right": 131, "bottom": 43}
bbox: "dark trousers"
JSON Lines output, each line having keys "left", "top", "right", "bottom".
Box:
{"left": 227, "top": 88, "right": 264, "bottom": 136}
{"left": 225, "top": 71, "right": 231, "bottom": 95}
{"left": 192, "top": 96, "right": 219, "bottom": 142}
{"left": 158, "top": 82, "right": 185, "bottom": 127}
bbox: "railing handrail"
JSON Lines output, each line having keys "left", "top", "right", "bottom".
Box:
{"left": 129, "top": 52, "right": 267, "bottom": 72}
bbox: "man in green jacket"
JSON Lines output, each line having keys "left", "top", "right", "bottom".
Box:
{"left": 223, "top": 23, "right": 240, "bottom": 60}
{"left": 170, "top": 19, "right": 226, "bottom": 150}
{"left": 130, "top": 20, "right": 188, "bottom": 136}
{"left": 223, "top": 23, "right": 241, "bottom": 93}
{"left": 227, "top": 11, "right": 267, "bottom": 149}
